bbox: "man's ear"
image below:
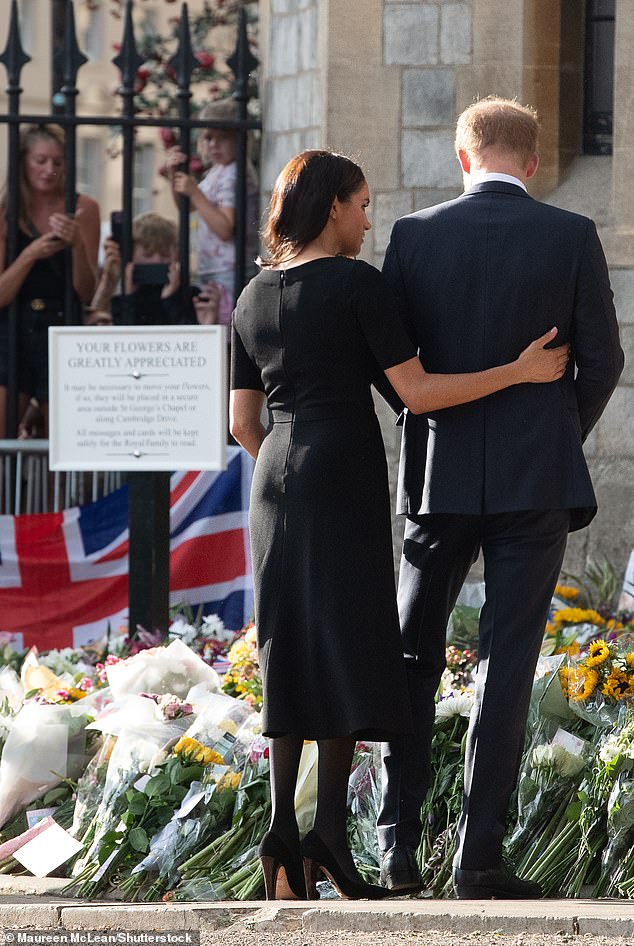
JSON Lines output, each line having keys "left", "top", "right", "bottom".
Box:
{"left": 457, "top": 148, "right": 471, "bottom": 174}
{"left": 526, "top": 153, "right": 540, "bottom": 179}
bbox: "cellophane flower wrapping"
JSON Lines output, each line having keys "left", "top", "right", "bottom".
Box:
{"left": 70, "top": 694, "right": 194, "bottom": 883}
{"left": 0, "top": 701, "right": 92, "bottom": 829}
{"left": 347, "top": 742, "right": 381, "bottom": 884}
{"left": 106, "top": 639, "right": 219, "bottom": 701}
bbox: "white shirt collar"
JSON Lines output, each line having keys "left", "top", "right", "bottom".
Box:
{"left": 468, "top": 170, "right": 527, "bottom": 192}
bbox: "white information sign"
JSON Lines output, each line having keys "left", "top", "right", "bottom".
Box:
{"left": 49, "top": 325, "right": 227, "bottom": 472}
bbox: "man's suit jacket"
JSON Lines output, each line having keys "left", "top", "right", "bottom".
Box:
{"left": 383, "top": 180, "right": 624, "bottom": 532}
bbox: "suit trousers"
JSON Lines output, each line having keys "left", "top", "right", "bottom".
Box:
{"left": 378, "top": 509, "right": 569, "bottom": 869}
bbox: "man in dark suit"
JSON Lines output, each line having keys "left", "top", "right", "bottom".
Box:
{"left": 378, "top": 96, "right": 624, "bottom": 899}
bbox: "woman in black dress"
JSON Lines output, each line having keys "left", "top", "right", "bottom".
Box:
{"left": 230, "top": 150, "right": 568, "bottom": 901}
{"left": 0, "top": 124, "right": 100, "bottom": 437}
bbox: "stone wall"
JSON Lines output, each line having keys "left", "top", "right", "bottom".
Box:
{"left": 260, "top": 0, "right": 633, "bottom": 581}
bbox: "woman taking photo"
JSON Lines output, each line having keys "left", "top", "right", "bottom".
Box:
{"left": 0, "top": 123, "right": 100, "bottom": 437}
{"left": 230, "top": 149, "right": 568, "bottom": 901}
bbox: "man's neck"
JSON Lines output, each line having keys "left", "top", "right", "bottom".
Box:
{"left": 466, "top": 168, "right": 528, "bottom": 192}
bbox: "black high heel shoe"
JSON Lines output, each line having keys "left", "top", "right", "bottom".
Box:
{"left": 301, "top": 830, "right": 390, "bottom": 900}
{"left": 259, "top": 831, "right": 309, "bottom": 900}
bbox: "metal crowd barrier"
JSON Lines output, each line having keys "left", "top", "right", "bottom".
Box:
{"left": 0, "top": 440, "right": 124, "bottom": 514}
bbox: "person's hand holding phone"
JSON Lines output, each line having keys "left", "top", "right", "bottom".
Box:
{"left": 192, "top": 282, "right": 220, "bottom": 324}
{"left": 102, "top": 237, "right": 122, "bottom": 282}
{"left": 48, "top": 210, "right": 81, "bottom": 247}
{"left": 161, "top": 259, "right": 181, "bottom": 298}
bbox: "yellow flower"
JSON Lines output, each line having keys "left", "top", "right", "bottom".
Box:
{"left": 585, "top": 640, "right": 611, "bottom": 667}
{"left": 554, "top": 608, "right": 606, "bottom": 627}
{"left": 602, "top": 668, "right": 634, "bottom": 702}
{"left": 228, "top": 640, "right": 250, "bottom": 664}
{"left": 217, "top": 771, "right": 241, "bottom": 791}
{"left": 607, "top": 619, "right": 624, "bottom": 631}
{"left": 245, "top": 625, "right": 258, "bottom": 645}
{"left": 626, "top": 653, "right": 634, "bottom": 669}
{"left": 173, "top": 735, "right": 191, "bottom": 756}
{"left": 555, "top": 584, "right": 580, "bottom": 600}
{"left": 544, "top": 622, "right": 556, "bottom": 637}
{"left": 568, "top": 666, "right": 599, "bottom": 702}
{"left": 555, "top": 642, "right": 580, "bottom": 658}
{"left": 558, "top": 666, "right": 570, "bottom": 698}
{"left": 206, "top": 749, "right": 225, "bottom": 766}
{"left": 175, "top": 737, "right": 225, "bottom": 767}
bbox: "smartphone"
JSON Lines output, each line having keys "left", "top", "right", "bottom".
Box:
{"left": 110, "top": 211, "right": 123, "bottom": 246}
{"left": 132, "top": 263, "right": 170, "bottom": 286}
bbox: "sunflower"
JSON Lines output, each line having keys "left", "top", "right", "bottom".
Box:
{"left": 568, "top": 666, "right": 599, "bottom": 702}
{"left": 555, "top": 641, "right": 580, "bottom": 658}
{"left": 554, "top": 608, "right": 606, "bottom": 627}
{"left": 558, "top": 666, "right": 570, "bottom": 698}
{"left": 602, "top": 668, "right": 634, "bottom": 702}
{"left": 585, "top": 639, "right": 611, "bottom": 667}
{"left": 555, "top": 584, "right": 580, "bottom": 600}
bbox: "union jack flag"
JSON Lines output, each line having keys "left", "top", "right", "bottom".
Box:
{"left": 0, "top": 447, "right": 254, "bottom": 650}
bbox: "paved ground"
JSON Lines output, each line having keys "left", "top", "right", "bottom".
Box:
{"left": 3, "top": 888, "right": 634, "bottom": 946}
{"left": 198, "top": 933, "right": 634, "bottom": 946}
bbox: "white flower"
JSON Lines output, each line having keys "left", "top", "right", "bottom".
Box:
{"left": 532, "top": 743, "right": 585, "bottom": 778}
{"left": 599, "top": 737, "right": 621, "bottom": 765}
{"left": 39, "top": 648, "right": 93, "bottom": 677}
{"left": 168, "top": 618, "right": 198, "bottom": 646}
{"left": 202, "top": 613, "right": 234, "bottom": 643}
{"left": 435, "top": 690, "right": 474, "bottom": 719}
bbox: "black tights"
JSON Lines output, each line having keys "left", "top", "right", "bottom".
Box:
{"left": 269, "top": 734, "right": 358, "bottom": 876}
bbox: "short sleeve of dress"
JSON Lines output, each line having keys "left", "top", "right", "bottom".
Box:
{"left": 350, "top": 261, "right": 416, "bottom": 369}
{"left": 231, "top": 319, "right": 265, "bottom": 392}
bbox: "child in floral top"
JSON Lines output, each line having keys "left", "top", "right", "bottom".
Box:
{"left": 167, "top": 98, "right": 259, "bottom": 324}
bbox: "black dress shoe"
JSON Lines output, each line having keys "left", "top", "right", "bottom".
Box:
{"left": 379, "top": 845, "right": 423, "bottom": 894}
{"left": 453, "top": 861, "right": 543, "bottom": 899}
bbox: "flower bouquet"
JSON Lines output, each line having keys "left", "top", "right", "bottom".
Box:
{"left": 172, "top": 733, "right": 271, "bottom": 901}
{"left": 65, "top": 693, "right": 195, "bottom": 897}
{"left": 0, "top": 700, "right": 93, "bottom": 829}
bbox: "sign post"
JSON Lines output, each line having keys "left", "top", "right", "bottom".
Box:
{"left": 48, "top": 324, "right": 227, "bottom": 636}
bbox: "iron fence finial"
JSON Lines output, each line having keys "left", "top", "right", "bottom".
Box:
{"left": 168, "top": 3, "right": 196, "bottom": 90}
{"left": 0, "top": 0, "right": 31, "bottom": 85}
{"left": 57, "top": 0, "right": 88, "bottom": 90}
{"left": 113, "top": 0, "right": 144, "bottom": 91}
{"left": 227, "top": 5, "right": 258, "bottom": 103}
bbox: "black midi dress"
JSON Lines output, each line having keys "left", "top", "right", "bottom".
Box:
{"left": 231, "top": 257, "right": 416, "bottom": 740}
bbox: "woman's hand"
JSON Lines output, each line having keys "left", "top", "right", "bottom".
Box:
{"left": 515, "top": 327, "right": 570, "bottom": 383}
{"left": 48, "top": 211, "right": 81, "bottom": 247}
{"left": 24, "top": 230, "right": 68, "bottom": 262}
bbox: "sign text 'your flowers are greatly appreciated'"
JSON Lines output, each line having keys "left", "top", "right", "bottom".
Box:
{"left": 48, "top": 326, "right": 228, "bottom": 472}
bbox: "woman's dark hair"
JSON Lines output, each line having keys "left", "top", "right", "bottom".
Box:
{"left": 260, "top": 150, "right": 366, "bottom": 266}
